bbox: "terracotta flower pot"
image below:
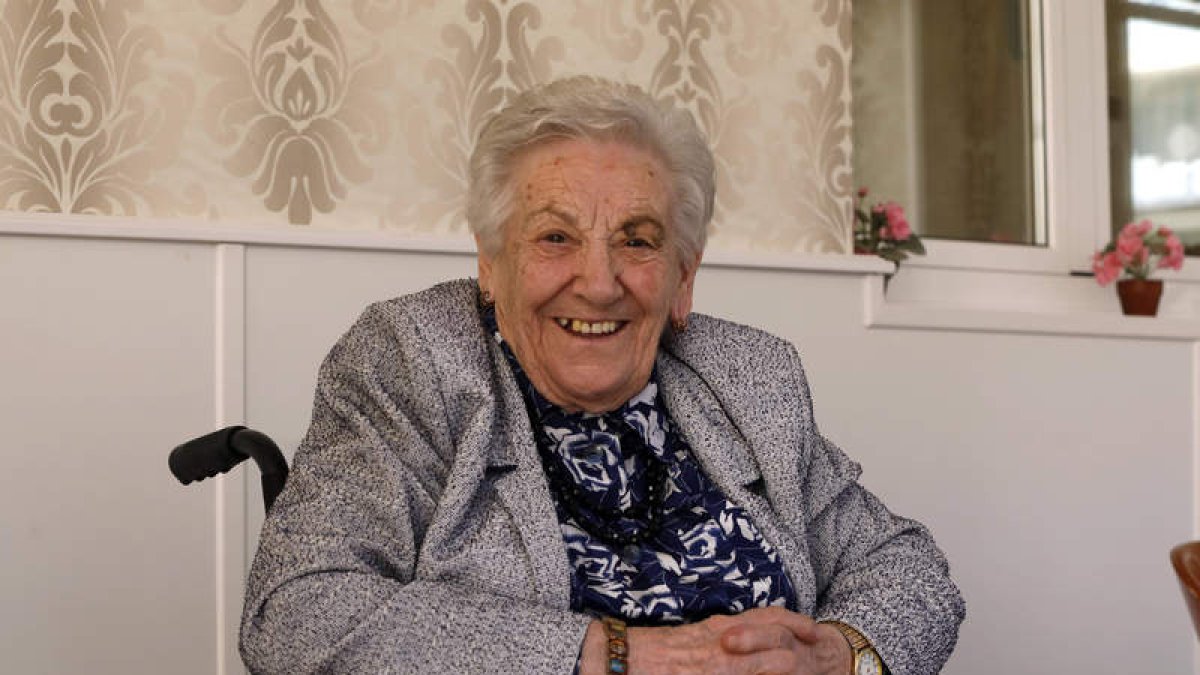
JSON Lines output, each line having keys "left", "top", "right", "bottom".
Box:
{"left": 1116, "top": 278, "right": 1163, "bottom": 316}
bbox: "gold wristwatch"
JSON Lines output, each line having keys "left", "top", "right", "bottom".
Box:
{"left": 821, "top": 620, "right": 885, "bottom": 675}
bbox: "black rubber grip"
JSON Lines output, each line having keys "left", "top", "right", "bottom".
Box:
{"left": 168, "top": 425, "right": 249, "bottom": 484}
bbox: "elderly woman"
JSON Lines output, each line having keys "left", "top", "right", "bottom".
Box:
{"left": 240, "top": 76, "right": 964, "bottom": 675}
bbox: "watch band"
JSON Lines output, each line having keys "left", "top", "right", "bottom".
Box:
{"left": 821, "top": 620, "right": 871, "bottom": 651}
{"left": 820, "top": 620, "right": 886, "bottom": 675}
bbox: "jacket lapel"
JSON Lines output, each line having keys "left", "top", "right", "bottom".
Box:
{"left": 655, "top": 352, "right": 761, "bottom": 491}
{"left": 482, "top": 340, "right": 574, "bottom": 611}
{"left": 657, "top": 341, "right": 818, "bottom": 612}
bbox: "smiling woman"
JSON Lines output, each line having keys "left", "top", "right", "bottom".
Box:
{"left": 239, "top": 76, "right": 965, "bottom": 675}
{"left": 478, "top": 138, "right": 693, "bottom": 413}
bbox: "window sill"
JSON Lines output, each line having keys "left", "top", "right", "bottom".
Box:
{"left": 865, "top": 274, "right": 1200, "bottom": 341}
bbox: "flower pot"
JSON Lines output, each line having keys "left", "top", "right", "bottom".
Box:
{"left": 1116, "top": 278, "right": 1163, "bottom": 316}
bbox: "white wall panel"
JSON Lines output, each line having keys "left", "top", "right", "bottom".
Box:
{"left": 834, "top": 331, "right": 1193, "bottom": 674}
{"left": 0, "top": 235, "right": 218, "bottom": 674}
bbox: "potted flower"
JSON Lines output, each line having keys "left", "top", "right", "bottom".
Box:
{"left": 1092, "top": 220, "right": 1184, "bottom": 316}
{"left": 853, "top": 187, "right": 925, "bottom": 267}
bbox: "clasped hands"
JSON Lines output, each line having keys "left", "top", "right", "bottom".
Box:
{"left": 582, "top": 606, "right": 852, "bottom": 675}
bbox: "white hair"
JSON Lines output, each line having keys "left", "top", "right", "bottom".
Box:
{"left": 467, "top": 76, "right": 715, "bottom": 262}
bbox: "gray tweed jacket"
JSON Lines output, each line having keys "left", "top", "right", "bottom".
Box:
{"left": 240, "top": 279, "right": 964, "bottom": 675}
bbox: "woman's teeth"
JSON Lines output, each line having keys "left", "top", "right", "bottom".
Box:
{"left": 556, "top": 318, "right": 620, "bottom": 335}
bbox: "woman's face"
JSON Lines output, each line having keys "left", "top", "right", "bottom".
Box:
{"left": 478, "top": 138, "right": 698, "bottom": 413}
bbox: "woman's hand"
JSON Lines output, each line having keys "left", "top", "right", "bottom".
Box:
{"left": 719, "top": 608, "right": 852, "bottom": 675}
{"left": 579, "top": 607, "right": 852, "bottom": 675}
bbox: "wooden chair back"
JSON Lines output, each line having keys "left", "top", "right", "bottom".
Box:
{"left": 1171, "top": 541, "right": 1200, "bottom": 642}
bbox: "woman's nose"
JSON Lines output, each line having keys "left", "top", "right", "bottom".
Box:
{"left": 575, "top": 246, "right": 623, "bottom": 304}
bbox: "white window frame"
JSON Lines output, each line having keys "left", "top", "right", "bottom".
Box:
{"left": 898, "top": 0, "right": 1111, "bottom": 276}
{"left": 869, "top": 1, "right": 1200, "bottom": 334}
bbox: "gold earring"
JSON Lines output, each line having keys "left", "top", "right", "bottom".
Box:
{"left": 480, "top": 289, "right": 494, "bottom": 307}
{"left": 671, "top": 315, "right": 688, "bottom": 333}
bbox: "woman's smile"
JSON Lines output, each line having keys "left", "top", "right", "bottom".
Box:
{"left": 554, "top": 317, "right": 626, "bottom": 336}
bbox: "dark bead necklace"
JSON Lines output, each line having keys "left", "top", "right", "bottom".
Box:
{"left": 534, "top": 425, "right": 670, "bottom": 547}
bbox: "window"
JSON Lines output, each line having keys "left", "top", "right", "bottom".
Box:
{"left": 852, "top": 0, "right": 1046, "bottom": 247}
{"left": 850, "top": 2, "right": 1195, "bottom": 323}
{"left": 1108, "top": 0, "right": 1200, "bottom": 253}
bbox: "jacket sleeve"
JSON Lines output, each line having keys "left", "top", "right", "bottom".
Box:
{"left": 786, "top": 347, "right": 966, "bottom": 675}
{"left": 239, "top": 303, "right": 591, "bottom": 674}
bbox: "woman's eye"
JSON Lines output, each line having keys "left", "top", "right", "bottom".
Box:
{"left": 618, "top": 221, "right": 664, "bottom": 252}
{"left": 541, "top": 232, "right": 568, "bottom": 244}
{"left": 624, "top": 235, "right": 663, "bottom": 251}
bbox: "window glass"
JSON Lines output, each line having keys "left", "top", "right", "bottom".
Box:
{"left": 1108, "top": 0, "right": 1200, "bottom": 252}
{"left": 852, "top": 0, "right": 1044, "bottom": 246}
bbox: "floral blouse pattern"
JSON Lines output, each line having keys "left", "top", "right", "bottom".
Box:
{"left": 485, "top": 309, "right": 798, "bottom": 625}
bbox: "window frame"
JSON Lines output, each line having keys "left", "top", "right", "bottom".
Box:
{"left": 1107, "top": 0, "right": 1200, "bottom": 227}
{"left": 897, "top": 0, "right": 1111, "bottom": 277}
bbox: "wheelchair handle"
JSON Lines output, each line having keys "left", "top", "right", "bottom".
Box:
{"left": 169, "top": 426, "right": 289, "bottom": 510}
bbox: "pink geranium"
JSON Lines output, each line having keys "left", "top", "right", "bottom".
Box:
{"left": 853, "top": 189, "right": 925, "bottom": 265}
{"left": 1093, "top": 220, "right": 1185, "bottom": 286}
{"left": 1092, "top": 251, "right": 1124, "bottom": 285}
{"left": 880, "top": 202, "right": 912, "bottom": 241}
{"left": 1159, "top": 226, "right": 1185, "bottom": 270}
{"left": 1125, "top": 220, "right": 1154, "bottom": 238}
{"left": 1115, "top": 229, "right": 1146, "bottom": 266}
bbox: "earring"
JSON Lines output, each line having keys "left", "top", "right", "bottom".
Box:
{"left": 480, "top": 289, "right": 494, "bottom": 307}
{"left": 671, "top": 315, "right": 688, "bottom": 333}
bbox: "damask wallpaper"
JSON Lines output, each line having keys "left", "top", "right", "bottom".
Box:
{"left": 0, "top": 0, "right": 852, "bottom": 253}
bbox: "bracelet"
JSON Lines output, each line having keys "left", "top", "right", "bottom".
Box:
{"left": 601, "top": 615, "right": 628, "bottom": 674}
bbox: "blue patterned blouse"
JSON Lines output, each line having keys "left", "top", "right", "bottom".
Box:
{"left": 485, "top": 309, "right": 798, "bottom": 625}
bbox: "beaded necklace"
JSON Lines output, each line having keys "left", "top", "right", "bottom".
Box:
{"left": 531, "top": 422, "right": 669, "bottom": 547}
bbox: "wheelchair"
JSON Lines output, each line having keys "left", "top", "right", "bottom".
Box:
{"left": 168, "top": 426, "right": 289, "bottom": 510}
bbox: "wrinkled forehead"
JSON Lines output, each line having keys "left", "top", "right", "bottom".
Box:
{"left": 510, "top": 138, "right": 672, "bottom": 219}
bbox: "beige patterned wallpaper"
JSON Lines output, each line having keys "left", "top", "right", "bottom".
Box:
{"left": 0, "top": 0, "right": 852, "bottom": 253}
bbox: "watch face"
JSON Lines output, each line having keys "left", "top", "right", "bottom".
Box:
{"left": 856, "top": 651, "right": 884, "bottom": 675}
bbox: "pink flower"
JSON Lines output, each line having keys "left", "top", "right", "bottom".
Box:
{"left": 857, "top": 186, "right": 869, "bottom": 198}
{"left": 1159, "top": 233, "right": 1185, "bottom": 270}
{"left": 880, "top": 201, "right": 911, "bottom": 240}
{"left": 1121, "top": 219, "right": 1153, "bottom": 238}
{"left": 1115, "top": 231, "right": 1146, "bottom": 266}
{"left": 1092, "top": 251, "right": 1123, "bottom": 286}
{"left": 1094, "top": 219, "right": 1183, "bottom": 285}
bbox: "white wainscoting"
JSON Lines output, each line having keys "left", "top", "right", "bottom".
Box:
{"left": 2, "top": 226, "right": 1197, "bottom": 674}
{"left": 1, "top": 235, "right": 220, "bottom": 674}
